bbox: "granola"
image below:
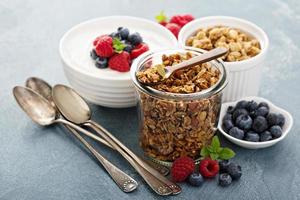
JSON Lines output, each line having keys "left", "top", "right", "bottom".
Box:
{"left": 137, "top": 52, "right": 223, "bottom": 161}
{"left": 186, "top": 26, "right": 261, "bottom": 62}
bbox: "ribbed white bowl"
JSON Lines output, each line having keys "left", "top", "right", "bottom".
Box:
{"left": 60, "top": 16, "right": 177, "bottom": 108}
{"left": 178, "top": 16, "right": 269, "bottom": 102}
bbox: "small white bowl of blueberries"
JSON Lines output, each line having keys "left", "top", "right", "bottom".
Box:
{"left": 218, "top": 96, "right": 293, "bottom": 149}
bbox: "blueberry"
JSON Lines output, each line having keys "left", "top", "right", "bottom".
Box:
{"left": 267, "top": 113, "right": 285, "bottom": 127}
{"left": 109, "top": 32, "right": 121, "bottom": 39}
{"left": 244, "top": 131, "right": 260, "bottom": 142}
{"left": 229, "top": 127, "right": 244, "bottom": 140}
{"left": 188, "top": 173, "right": 204, "bottom": 187}
{"left": 90, "top": 49, "right": 99, "bottom": 60}
{"left": 227, "top": 163, "right": 242, "bottom": 180}
{"left": 252, "top": 116, "right": 268, "bottom": 133}
{"left": 223, "top": 113, "right": 232, "bottom": 122}
{"left": 118, "top": 27, "right": 130, "bottom": 40}
{"left": 236, "top": 114, "right": 253, "bottom": 130}
{"left": 254, "top": 106, "right": 269, "bottom": 117}
{"left": 258, "top": 102, "right": 269, "bottom": 109}
{"left": 236, "top": 100, "right": 248, "bottom": 109}
{"left": 227, "top": 106, "right": 235, "bottom": 114}
{"left": 219, "top": 173, "right": 232, "bottom": 187}
{"left": 247, "top": 100, "right": 258, "bottom": 112}
{"left": 219, "top": 160, "right": 231, "bottom": 172}
{"left": 223, "top": 120, "right": 234, "bottom": 132}
{"left": 124, "top": 44, "right": 133, "bottom": 53}
{"left": 260, "top": 131, "right": 272, "bottom": 141}
{"left": 232, "top": 108, "right": 248, "bottom": 121}
{"left": 128, "top": 32, "right": 143, "bottom": 45}
{"left": 95, "top": 57, "right": 108, "bottom": 68}
{"left": 270, "top": 125, "right": 282, "bottom": 138}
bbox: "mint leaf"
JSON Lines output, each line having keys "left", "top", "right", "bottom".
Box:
{"left": 207, "top": 146, "right": 216, "bottom": 153}
{"left": 210, "top": 153, "right": 219, "bottom": 160}
{"left": 219, "top": 148, "right": 236, "bottom": 160}
{"left": 211, "top": 136, "right": 220, "bottom": 150}
{"left": 217, "top": 147, "right": 223, "bottom": 153}
{"left": 200, "top": 147, "right": 210, "bottom": 157}
{"left": 155, "top": 11, "right": 168, "bottom": 23}
{"left": 113, "top": 38, "right": 125, "bottom": 53}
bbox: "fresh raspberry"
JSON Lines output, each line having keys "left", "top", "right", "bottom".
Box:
{"left": 130, "top": 43, "right": 149, "bottom": 59}
{"left": 170, "top": 14, "right": 194, "bottom": 27}
{"left": 95, "top": 35, "right": 114, "bottom": 57}
{"left": 199, "top": 158, "right": 219, "bottom": 178}
{"left": 165, "top": 23, "right": 181, "bottom": 38}
{"left": 93, "top": 35, "right": 109, "bottom": 46}
{"left": 171, "top": 156, "right": 195, "bottom": 182}
{"left": 108, "top": 51, "right": 131, "bottom": 72}
{"left": 159, "top": 21, "right": 167, "bottom": 26}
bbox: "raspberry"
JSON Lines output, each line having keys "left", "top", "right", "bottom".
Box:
{"left": 199, "top": 158, "right": 219, "bottom": 178}
{"left": 108, "top": 51, "right": 131, "bottom": 72}
{"left": 95, "top": 35, "right": 114, "bottom": 57}
{"left": 93, "top": 35, "right": 108, "bottom": 46}
{"left": 130, "top": 43, "right": 149, "bottom": 59}
{"left": 165, "top": 23, "right": 181, "bottom": 38}
{"left": 159, "top": 21, "right": 167, "bottom": 26}
{"left": 171, "top": 156, "right": 195, "bottom": 182}
{"left": 170, "top": 14, "right": 194, "bottom": 27}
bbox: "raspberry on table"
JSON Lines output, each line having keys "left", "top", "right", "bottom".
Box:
{"left": 199, "top": 158, "right": 219, "bottom": 178}
{"left": 171, "top": 156, "right": 195, "bottom": 182}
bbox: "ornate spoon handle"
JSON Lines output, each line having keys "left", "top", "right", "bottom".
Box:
{"left": 66, "top": 125, "right": 138, "bottom": 193}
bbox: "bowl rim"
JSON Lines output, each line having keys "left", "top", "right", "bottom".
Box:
{"left": 178, "top": 16, "right": 269, "bottom": 70}
{"left": 218, "top": 96, "right": 293, "bottom": 147}
{"left": 59, "top": 15, "right": 178, "bottom": 81}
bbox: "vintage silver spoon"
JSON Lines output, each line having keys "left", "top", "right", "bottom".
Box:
{"left": 138, "top": 47, "right": 228, "bottom": 86}
{"left": 52, "top": 84, "right": 180, "bottom": 195}
{"left": 25, "top": 77, "right": 169, "bottom": 176}
{"left": 13, "top": 86, "right": 138, "bottom": 193}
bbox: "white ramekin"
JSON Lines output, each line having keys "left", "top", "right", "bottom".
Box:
{"left": 178, "top": 16, "right": 269, "bottom": 102}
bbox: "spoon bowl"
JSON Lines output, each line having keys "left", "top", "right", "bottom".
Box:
{"left": 13, "top": 86, "right": 56, "bottom": 126}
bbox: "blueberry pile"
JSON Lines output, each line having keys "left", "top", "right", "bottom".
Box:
{"left": 222, "top": 100, "right": 285, "bottom": 142}
{"left": 218, "top": 160, "right": 242, "bottom": 187}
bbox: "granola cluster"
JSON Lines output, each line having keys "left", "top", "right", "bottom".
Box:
{"left": 137, "top": 52, "right": 222, "bottom": 161}
{"left": 186, "top": 26, "right": 261, "bottom": 62}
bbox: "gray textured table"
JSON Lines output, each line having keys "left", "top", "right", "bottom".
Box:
{"left": 1, "top": 0, "right": 300, "bottom": 199}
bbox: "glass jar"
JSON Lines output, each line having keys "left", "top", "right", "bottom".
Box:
{"left": 131, "top": 47, "right": 228, "bottom": 164}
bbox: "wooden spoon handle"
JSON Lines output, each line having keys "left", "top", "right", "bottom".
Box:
{"left": 166, "top": 47, "right": 228, "bottom": 73}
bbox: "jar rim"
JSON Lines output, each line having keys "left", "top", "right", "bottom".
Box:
{"left": 130, "top": 47, "right": 228, "bottom": 101}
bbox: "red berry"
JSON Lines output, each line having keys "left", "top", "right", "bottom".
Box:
{"left": 130, "top": 43, "right": 149, "bottom": 59}
{"left": 95, "top": 35, "right": 114, "bottom": 57}
{"left": 108, "top": 51, "right": 131, "bottom": 72}
{"left": 199, "top": 158, "right": 219, "bottom": 178}
{"left": 171, "top": 156, "right": 195, "bottom": 182}
{"left": 170, "top": 14, "right": 194, "bottom": 27}
{"left": 165, "top": 23, "right": 181, "bottom": 38}
{"left": 93, "top": 35, "right": 108, "bottom": 46}
{"left": 159, "top": 21, "right": 167, "bottom": 26}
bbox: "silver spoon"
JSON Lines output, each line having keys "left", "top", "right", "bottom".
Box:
{"left": 138, "top": 47, "right": 228, "bottom": 86}
{"left": 52, "top": 84, "right": 180, "bottom": 195}
{"left": 25, "top": 77, "right": 169, "bottom": 176}
{"left": 13, "top": 86, "right": 138, "bottom": 193}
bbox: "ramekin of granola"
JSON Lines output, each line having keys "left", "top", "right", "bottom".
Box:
{"left": 178, "top": 16, "right": 269, "bottom": 102}
{"left": 131, "top": 47, "right": 228, "bottom": 164}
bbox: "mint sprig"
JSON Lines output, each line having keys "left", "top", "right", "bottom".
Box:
{"left": 200, "top": 136, "right": 235, "bottom": 160}
{"left": 155, "top": 11, "right": 168, "bottom": 23}
{"left": 113, "top": 38, "right": 125, "bottom": 53}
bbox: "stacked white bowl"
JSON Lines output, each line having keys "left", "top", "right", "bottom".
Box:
{"left": 59, "top": 16, "right": 177, "bottom": 108}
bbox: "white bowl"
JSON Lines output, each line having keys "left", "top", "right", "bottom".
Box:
{"left": 178, "top": 16, "right": 269, "bottom": 102}
{"left": 59, "top": 16, "right": 177, "bottom": 108}
{"left": 218, "top": 96, "right": 293, "bottom": 149}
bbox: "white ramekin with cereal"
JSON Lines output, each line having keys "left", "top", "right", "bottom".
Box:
{"left": 178, "top": 16, "right": 269, "bottom": 102}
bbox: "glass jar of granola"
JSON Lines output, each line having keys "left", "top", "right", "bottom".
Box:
{"left": 131, "top": 47, "right": 228, "bottom": 164}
